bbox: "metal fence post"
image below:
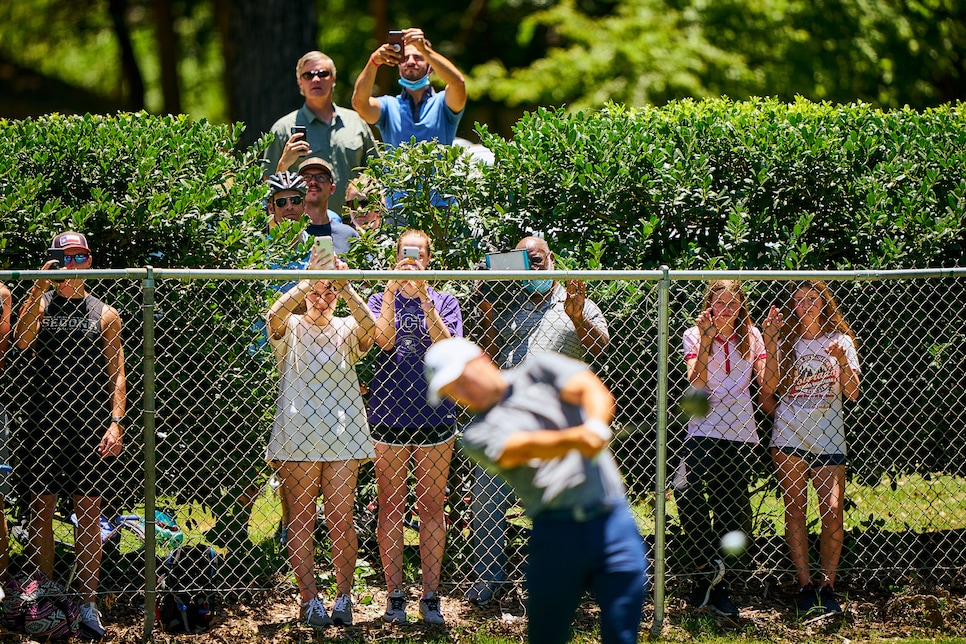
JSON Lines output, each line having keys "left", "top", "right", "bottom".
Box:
{"left": 141, "top": 267, "right": 157, "bottom": 643}
{"left": 650, "top": 265, "right": 670, "bottom": 637}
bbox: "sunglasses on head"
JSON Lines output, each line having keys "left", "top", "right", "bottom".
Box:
{"left": 300, "top": 69, "right": 332, "bottom": 80}
{"left": 348, "top": 196, "right": 371, "bottom": 210}
{"left": 273, "top": 195, "right": 303, "bottom": 207}
{"left": 63, "top": 253, "right": 91, "bottom": 266}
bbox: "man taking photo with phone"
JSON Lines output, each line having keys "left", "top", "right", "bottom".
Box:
{"left": 352, "top": 28, "right": 466, "bottom": 148}
{"left": 262, "top": 50, "right": 377, "bottom": 215}
{"left": 14, "top": 231, "right": 126, "bottom": 639}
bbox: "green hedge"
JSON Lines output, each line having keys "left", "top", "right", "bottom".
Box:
{"left": 466, "top": 98, "right": 966, "bottom": 271}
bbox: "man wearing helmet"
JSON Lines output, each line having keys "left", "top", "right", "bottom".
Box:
{"left": 266, "top": 171, "right": 307, "bottom": 231}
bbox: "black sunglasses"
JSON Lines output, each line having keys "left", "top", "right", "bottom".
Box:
{"left": 300, "top": 69, "right": 332, "bottom": 80}
{"left": 348, "top": 196, "right": 371, "bottom": 210}
{"left": 63, "top": 253, "right": 91, "bottom": 266}
{"left": 273, "top": 196, "right": 303, "bottom": 207}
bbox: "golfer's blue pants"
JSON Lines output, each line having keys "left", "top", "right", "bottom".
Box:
{"left": 527, "top": 504, "right": 648, "bottom": 644}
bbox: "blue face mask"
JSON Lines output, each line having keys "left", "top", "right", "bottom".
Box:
{"left": 524, "top": 279, "right": 553, "bottom": 294}
{"left": 399, "top": 74, "right": 431, "bottom": 91}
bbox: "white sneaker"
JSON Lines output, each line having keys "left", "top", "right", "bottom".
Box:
{"left": 419, "top": 591, "right": 445, "bottom": 625}
{"left": 79, "top": 601, "right": 106, "bottom": 640}
{"left": 301, "top": 596, "right": 332, "bottom": 629}
{"left": 330, "top": 593, "right": 353, "bottom": 626}
{"left": 382, "top": 588, "right": 407, "bottom": 624}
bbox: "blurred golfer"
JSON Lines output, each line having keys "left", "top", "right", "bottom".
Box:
{"left": 426, "top": 339, "right": 647, "bottom": 644}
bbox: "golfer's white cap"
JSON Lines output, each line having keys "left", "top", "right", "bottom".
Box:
{"left": 424, "top": 337, "right": 483, "bottom": 406}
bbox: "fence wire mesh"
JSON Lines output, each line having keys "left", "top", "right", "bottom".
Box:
{"left": 0, "top": 271, "right": 964, "bottom": 626}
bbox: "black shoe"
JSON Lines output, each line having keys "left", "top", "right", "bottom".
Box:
{"left": 708, "top": 587, "right": 739, "bottom": 618}
{"left": 688, "top": 559, "right": 725, "bottom": 608}
{"left": 818, "top": 585, "right": 843, "bottom": 615}
{"left": 797, "top": 583, "right": 821, "bottom": 617}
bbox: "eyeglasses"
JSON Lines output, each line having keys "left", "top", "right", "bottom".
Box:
{"left": 273, "top": 196, "right": 303, "bottom": 207}
{"left": 300, "top": 69, "right": 332, "bottom": 80}
{"left": 301, "top": 173, "right": 331, "bottom": 184}
{"left": 347, "top": 196, "right": 371, "bottom": 210}
{"left": 63, "top": 253, "right": 91, "bottom": 266}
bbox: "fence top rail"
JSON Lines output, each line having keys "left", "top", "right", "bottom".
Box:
{"left": 0, "top": 269, "right": 146, "bottom": 281}
{"left": 0, "top": 267, "right": 962, "bottom": 282}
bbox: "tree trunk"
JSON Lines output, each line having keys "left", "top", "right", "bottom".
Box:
{"left": 107, "top": 0, "right": 145, "bottom": 111}
{"left": 215, "top": 0, "right": 318, "bottom": 150}
{"left": 152, "top": 0, "right": 182, "bottom": 115}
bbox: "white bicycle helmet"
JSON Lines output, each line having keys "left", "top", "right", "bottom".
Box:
{"left": 267, "top": 171, "right": 307, "bottom": 196}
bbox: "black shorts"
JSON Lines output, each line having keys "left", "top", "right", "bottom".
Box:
{"left": 20, "top": 412, "right": 112, "bottom": 498}
{"left": 370, "top": 424, "right": 457, "bottom": 447}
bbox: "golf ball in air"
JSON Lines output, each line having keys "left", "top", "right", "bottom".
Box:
{"left": 720, "top": 530, "right": 749, "bottom": 556}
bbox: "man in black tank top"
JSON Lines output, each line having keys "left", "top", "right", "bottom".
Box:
{"left": 14, "top": 232, "right": 126, "bottom": 640}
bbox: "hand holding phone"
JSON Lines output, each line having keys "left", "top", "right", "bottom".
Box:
{"left": 388, "top": 30, "right": 404, "bottom": 53}
{"left": 312, "top": 236, "right": 335, "bottom": 270}
{"left": 47, "top": 248, "right": 65, "bottom": 270}
{"left": 291, "top": 125, "right": 307, "bottom": 139}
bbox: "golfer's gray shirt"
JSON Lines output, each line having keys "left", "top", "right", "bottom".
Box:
{"left": 459, "top": 352, "right": 627, "bottom": 517}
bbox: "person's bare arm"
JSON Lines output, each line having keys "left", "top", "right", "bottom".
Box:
{"left": 341, "top": 283, "right": 377, "bottom": 353}
{"left": 829, "top": 339, "right": 861, "bottom": 401}
{"left": 564, "top": 282, "right": 609, "bottom": 356}
{"left": 406, "top": 29, "right": 466, "bottom": 113}
{"left": 0, "top": 283, "right": 11, "bottom": 370}
{"left": 14, "top": 260, "right": 58, "bottom": 350}
{"left": 351, "top": 44, "right": 398, "bottom": 124}
{"left": 373, "top": 285, "right": 399, "bottom": 350}
{"left": 267, "top": 280, "right": 313, "bottom": 340}
{"left": 497, "top": 370, "right": 615, "bottom": 468}
{"left": 99, "top": 306, "right": 126, "bottom": 457}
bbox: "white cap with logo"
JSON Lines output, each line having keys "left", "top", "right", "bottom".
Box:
{"left": 424, "top": 338, "right": 483, "bottom": 406}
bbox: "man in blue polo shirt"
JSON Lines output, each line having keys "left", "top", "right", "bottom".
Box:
{"left": 352, "top": 28, "right": 466, "bottom": 147}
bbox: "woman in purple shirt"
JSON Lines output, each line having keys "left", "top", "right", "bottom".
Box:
{"left": 367, "top": 229, "right": 463, "bottom": 625}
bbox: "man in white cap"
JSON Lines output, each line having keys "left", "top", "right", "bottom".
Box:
{"left": 425, "top": 338, "right": 647, "bottom": 644}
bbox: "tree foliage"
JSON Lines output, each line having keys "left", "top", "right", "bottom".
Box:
{"left": 1, "top": 1, "right": 964, "bottom": 138}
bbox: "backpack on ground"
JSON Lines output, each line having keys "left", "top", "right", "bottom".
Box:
{"left": 156, "top": 544, "right": 218, "bottom": 633}
{"left": 0, "top": 572, "right": 80, "bottom": 639}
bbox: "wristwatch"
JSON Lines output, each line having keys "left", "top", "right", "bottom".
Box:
{"left": 111, "top": 415, "right": 125, "bottom": 425}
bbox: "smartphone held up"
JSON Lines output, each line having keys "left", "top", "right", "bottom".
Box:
{"left": 388, "top": 30, "right": 404, "bottom": 53}
{"left": 312, "top": 236, "right": 335, "bottom": 270}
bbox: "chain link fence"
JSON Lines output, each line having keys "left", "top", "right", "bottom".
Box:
{"left": 0, "top": 268, "right": 964, "bottom": 637}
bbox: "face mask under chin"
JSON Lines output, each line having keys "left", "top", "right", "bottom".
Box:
{"left": 523, "top": 279, "right": 553, "bottom": 294}
{"left": 398, "top": 74, "right": 431, "bottom": 91}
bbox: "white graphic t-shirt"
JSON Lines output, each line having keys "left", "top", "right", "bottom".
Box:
{"left": 772, "top": 333, "right": 859, "bottom": 456}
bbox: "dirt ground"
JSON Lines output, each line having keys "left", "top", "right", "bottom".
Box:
{"left": 12, "top": 581, "right": 961, "bottom": 643}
